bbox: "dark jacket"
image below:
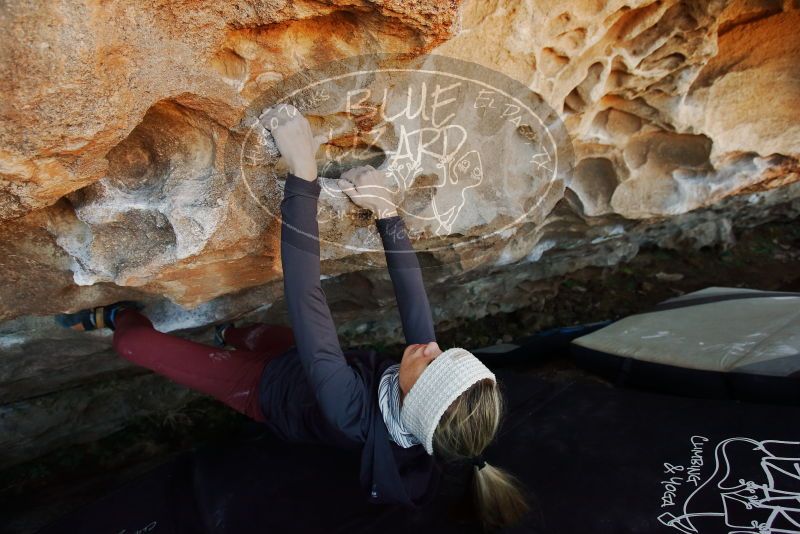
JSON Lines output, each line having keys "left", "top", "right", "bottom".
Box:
{"left": 257, "top": 172, "right": 441, "bottom": 506}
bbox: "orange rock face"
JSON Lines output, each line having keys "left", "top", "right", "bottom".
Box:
{"left": 1, "top": 0, "right": 798, "bottom": 321}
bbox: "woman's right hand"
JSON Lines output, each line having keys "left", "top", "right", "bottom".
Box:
{"left": 336, "top": 165, "right": 400, "bottom": 219}
{"left": 260, "top": 104, "right": 326, "bottom": 182}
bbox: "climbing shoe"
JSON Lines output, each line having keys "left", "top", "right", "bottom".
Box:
{"left": 213, "top": 322, "right": 234, "bottom": 347}
{"left": 55, "top": 300, "right": 143, "bottom": 332}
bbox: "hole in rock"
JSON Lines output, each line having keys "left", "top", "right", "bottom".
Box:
{"left": 570, "top": 157, "right": 619, "bottom": 216}
{"left": 564, "top": 87, "right": 587, "bottom": 113}
{"left": 65, "top": 97, "right": 231, "bottom": 274}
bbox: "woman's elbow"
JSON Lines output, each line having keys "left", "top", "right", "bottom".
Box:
{"left": 318, "top": 390, "right": 370, "bottom": 442}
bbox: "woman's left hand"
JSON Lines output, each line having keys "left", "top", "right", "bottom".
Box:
{"left": 336, "top": 165, "right": 400, "bottom": 219}
{"left": 260, "top": 104, "right": 327, "bottom": 182}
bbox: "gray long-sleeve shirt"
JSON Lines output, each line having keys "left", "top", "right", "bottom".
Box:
{"left": 257, "top": 172, "right": 440, "bottom": 505}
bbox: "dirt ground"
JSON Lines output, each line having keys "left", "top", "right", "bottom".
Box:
{"left": 2, "top": 219, "right": 798, "bottom": 533}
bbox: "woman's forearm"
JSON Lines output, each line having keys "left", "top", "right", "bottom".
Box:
{"left": 280, "top": 173, "right": 368, "bottom": 437}
{"left": 376, "top": 215, "right": 436, "bottom": 344}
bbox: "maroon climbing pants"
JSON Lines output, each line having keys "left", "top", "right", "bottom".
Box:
{"left": 112, "top": 308, "right": 295, "bottom": 423}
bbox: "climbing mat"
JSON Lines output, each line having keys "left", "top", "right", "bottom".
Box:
{"left": 39, "top": 367, "right": 800, "bottom": 534}
{"left": 571, "top": 287, "right": 800, "bottom": 404}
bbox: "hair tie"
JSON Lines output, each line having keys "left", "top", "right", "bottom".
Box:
{"left": 472, "top": 454, "right": 487, "bottom": 470}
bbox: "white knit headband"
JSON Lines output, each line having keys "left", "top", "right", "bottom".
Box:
{"left": 400, "top": 347, "right": 496, "bottom": 455}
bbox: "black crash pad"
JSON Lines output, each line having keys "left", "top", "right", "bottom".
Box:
{"left": 40, "top": 369, "right": 800, "bottom": 534}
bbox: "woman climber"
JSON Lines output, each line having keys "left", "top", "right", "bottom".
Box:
{"left": 56, "top": 103, "right": 528, "bottom": 530}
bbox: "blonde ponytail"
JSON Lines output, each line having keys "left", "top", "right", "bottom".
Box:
{"left": 432, "top": 378, "right": 529, "bottom": 530}
{"left": 473, "top": 462, "right": 529, "bottom": 530}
